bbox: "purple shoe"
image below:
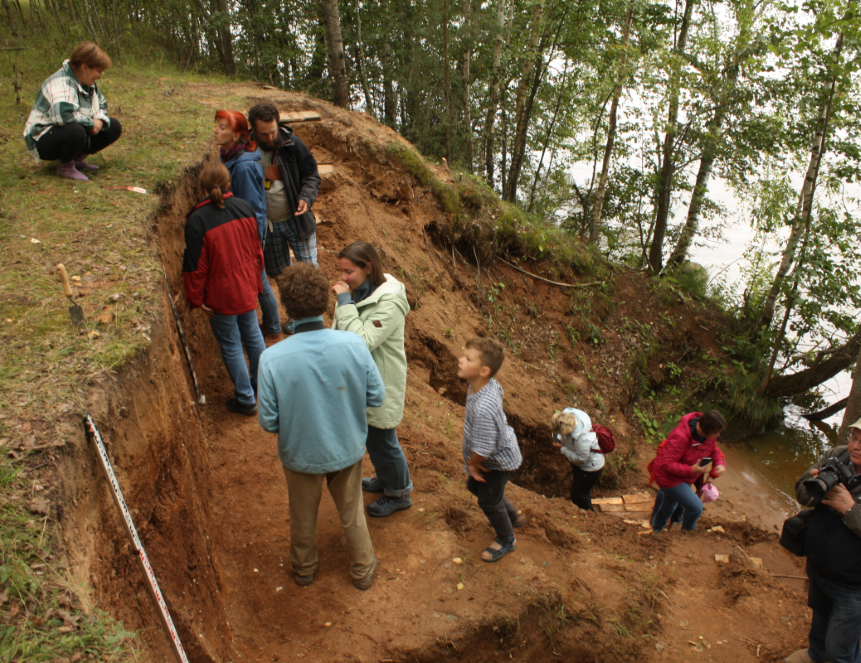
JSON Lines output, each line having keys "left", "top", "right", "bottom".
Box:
{"left": 73, "top": 152, "right": 99, "bottom": 171}
{"left": 56, "top": 161, "right": 89, "bottom": 182}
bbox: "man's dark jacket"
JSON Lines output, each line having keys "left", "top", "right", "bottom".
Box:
{"left": 796, "top": 445, "right": 861, "bottom": 585}
{"left": 253, "top": 123, "right": 321, "bottom": 239}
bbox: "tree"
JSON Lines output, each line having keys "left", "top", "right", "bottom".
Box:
{"left": 321, "top": 0, "right": 350, "bottom": 107}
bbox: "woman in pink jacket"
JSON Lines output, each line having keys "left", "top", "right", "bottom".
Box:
{"left": 650, "top": 411, "right": 727, "bottom": 532}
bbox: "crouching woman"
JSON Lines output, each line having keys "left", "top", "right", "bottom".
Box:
{"left": 650, "top": 410, "right": 727, "bottom": 532}
{"left": 551, "top": 408, "right": 604, "bottom": 511}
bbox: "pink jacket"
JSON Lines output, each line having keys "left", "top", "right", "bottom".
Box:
{"left": 652, "top": 412, "right": 726, "bottom": 489}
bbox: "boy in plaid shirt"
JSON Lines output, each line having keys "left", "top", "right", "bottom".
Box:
{"left": 458, "top": 338, "right": 525, "bottom": 562}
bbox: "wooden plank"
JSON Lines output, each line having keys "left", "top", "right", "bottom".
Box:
{"left": 282, "top": 111, "right": 322, "bottom": 123}
{"left": 597, "top": 503, "right": 626, "bottom": 513}
{"left": 318, "top": 164, "right": 333, "bottom": 175}
{"left": 623, "top": 493, "right": 652, "bottom": 505}
{"left": 592, "top": 497, "right": 623, "bottom": 505}
{"left": 624, "top": 505, "right": 653, "bottom": 513}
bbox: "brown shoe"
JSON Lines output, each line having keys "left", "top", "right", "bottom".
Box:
{"left": 783, "top": 649, "right": 815, "bottom": 663}
{"left": 263, "top": 331, "right": 284, "bottom": 346}
{"left": 353, "top": 558, "right": 378, "bottom": 591}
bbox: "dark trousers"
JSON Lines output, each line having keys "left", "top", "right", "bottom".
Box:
{"left": 36, "top": 118, "right": 122, "bottom": 163}
{"left": 366, "top": 425, "right": 412, "bottom": 497}
{"left": 807, "top": 564, "right": 861, "bottom": 663}
{"left": 466, "top": 470, "right": 518, "bottom": 546}
{"left": 570, "top": 465, "right": 603, "bottom": 510}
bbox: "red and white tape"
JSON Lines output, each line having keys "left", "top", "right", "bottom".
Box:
{"left": 84, "top": 414, "right": 189, "bottom": 663}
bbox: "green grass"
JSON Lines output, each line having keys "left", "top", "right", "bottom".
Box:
{"left": 0, "top": 36, "right": 232, "bottom": 662}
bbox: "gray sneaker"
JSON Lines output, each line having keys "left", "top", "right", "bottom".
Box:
{"left": 367, "top": 495, "right": 412, "bottom": 517}
{"left": 362, "top": 477, "right": 383, "bottom": 492}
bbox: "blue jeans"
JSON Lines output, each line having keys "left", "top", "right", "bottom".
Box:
{"left": 651, "top": 489, "right": 685, "bottom": 527}
{"left": 807, "top": 564, "right": 861, "bottom": 663}
{"left": 258, "top": 269, "right": 281, "bottom": 335}
{"left": 209, "top": 310, "right": 266, "bottom": 406}
{"left": 651, "top": 483, "right": 702, "bottom": 531}
{"left": 366, "top": 426, "right": 412, "bottom": 497}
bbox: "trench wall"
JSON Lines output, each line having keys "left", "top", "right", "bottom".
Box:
{"left": 58, "top": 166, "right": 231, "bottom": 663}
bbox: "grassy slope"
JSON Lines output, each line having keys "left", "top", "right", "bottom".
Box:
{"left": 0, "top": 41, "right": 223, "bottom": 662}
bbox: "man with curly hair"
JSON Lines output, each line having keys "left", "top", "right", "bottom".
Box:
{"left": 257, "top": 263, "right": 384, "bottom": 590}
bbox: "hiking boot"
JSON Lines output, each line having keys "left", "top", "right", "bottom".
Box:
{"left": 367, "top": 495, "right": 412, "bottom": 518}
{"left": 56, "top": 161, "right": 88, "bottom": 181}
{"left": 282, "top": 320, "right": 296, "bottom": 335}
{"left": 226, "top": 398, "right": 257, "bottom": 416}
{"left": 362, "top": 477, "right": 384, "bottom": 493}
{"left": 783, "top": 649, "right": 815, "bottom": 663}
{"left": 293, "top": 573, "right": 314, "bottom": 587}
{"left": 353, "top": 558, "right": 378, "bottom": 590}
{"left": 73, "top": 152, "right": 99, "bottom": 171}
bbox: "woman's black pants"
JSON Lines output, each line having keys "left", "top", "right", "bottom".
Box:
{"left": 570, "top": 465, "right": 604, "bottom": 510}
{"left": 36, "top": 119, "right": 122, "bottom": 163}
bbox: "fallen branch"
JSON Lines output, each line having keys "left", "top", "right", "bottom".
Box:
{"left": 770, "top": 574, "right": 807, "bottom": 580}
{"left": 498, "top": 257, "right": 603, "bottom": 289}
{"left": 801, "top": 397, "right": 847, "bottom": 421}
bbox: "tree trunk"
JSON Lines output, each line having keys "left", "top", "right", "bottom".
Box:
{"left": 528, "top": 64, "right": 569, "bottom": 211}
{"left": 462, "top": 0, "right": 474, "bottom": 173}
{"left": 647, "top": 0, "right": 696, "bottom": 273}
{"left": 2, "top": 0, "right": 19, "bottom": 35}
{"left": 354, "top": 0, "right": 375, "bottom": 117}
{"left": 764, "top": 325, "right": 861, "bottom": 399}
{"left": 756, "top": 33, "right": 843, "bottom": 333}
{"left": 320, "top": 0, "right": 349, "bottom": 108}
{"left": 802, "top": 397, "right": 848, "bottom": 422}
{"left": 443, "top": 0, "right": 452, "bottom": 165}
{"left": 589, "top": 2, "right": 633, "bottom": 244}
{"left": 382, "top": 41, "right": 396, "bottom": 128}
{"left": 482, "top": 0, "right": 511, "bottom": 185}
{"left": 838, "top": 342, "right": 861, "bottom": 440}
{"left": 213, "top": 0, "right": 235, "bottom": 75}
{"left": 503, "top": 0, "right": 546, "bottom": 202}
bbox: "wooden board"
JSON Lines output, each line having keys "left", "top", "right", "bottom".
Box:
{"left": 623, "top": 493, "right": 652, "bottom": 505}
{"left": 282, "top": 111, "right": 322, "bottom": 123}
{"left": 624, "top": 505, "right": 653, "bottom": 513}
{"left": 592, "top": 497, "right": 624, "bottom": 505}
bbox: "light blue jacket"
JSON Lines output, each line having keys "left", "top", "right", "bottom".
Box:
{"left": 557, "top": 408, "right": 605, "bottom": 472}
{"left": 257, "top": 319, "right": 385, "bottom": 473}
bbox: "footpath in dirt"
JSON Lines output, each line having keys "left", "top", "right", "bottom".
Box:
{"left": 63, "top": 83, "right": 814, "bottom": 663}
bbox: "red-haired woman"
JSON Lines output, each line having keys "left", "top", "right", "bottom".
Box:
{"left": 214, "top": 110, "right": 282, "bottom": 342}
{"left": 23, "top": 41, "right": 122, "bottom": 181}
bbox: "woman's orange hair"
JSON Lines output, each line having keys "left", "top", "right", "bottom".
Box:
{"left": 214, "top": 110, "right": 256, "bottom": 151}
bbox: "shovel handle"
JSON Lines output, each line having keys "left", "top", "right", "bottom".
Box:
{"left": 56, "top": 264, "right": 73, "bottom": 297}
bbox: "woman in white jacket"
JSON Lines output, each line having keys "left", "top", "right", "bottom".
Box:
{"left": 551, "top": 408, "right": 605, "bottom": 510}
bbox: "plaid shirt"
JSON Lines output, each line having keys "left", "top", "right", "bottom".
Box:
{"left": 23, "top": 60, "right": 110, "bottom": 161}
{"left": 462, "top": 378, "right": 522, "bottom": 472}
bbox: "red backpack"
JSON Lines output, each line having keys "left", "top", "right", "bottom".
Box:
{"left": 591, "top": 424, "right": 616, "bottom": 454}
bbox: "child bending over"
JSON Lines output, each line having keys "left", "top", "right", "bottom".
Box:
{"left": 457, "top": 338, "right": 525, "bottom": 562}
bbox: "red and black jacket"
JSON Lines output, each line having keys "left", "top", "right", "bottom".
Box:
{"left": 182, "top": 192, "right": 264, "bottom": 315}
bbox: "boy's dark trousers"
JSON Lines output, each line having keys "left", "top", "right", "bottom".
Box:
{"left": 467, "top": 470, "right": 518, "bottom": 545}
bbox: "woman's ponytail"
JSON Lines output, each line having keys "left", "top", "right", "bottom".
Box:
{"left": 199, "top": 160, "right": 231, "bottom": 209}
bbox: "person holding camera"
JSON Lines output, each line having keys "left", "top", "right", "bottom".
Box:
{"left": 784, "top": 419, "right": 861, "bottom": 663}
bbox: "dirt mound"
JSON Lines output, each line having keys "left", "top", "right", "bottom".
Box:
{"left": 66, "top": 83, "right": 809, "bottom": 662}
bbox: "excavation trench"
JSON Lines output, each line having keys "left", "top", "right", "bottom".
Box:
{"left": 56, "top": 90, "right": 812, "bottom": 663}
{"left": 60, "top": 100, "right": 623, "bottom": 663}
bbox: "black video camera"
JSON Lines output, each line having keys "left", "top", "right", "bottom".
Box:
{"left": 803, "top": 455, "right": 855, "bottom": 504}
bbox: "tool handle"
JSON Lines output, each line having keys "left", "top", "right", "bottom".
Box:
{"left": 57, "top": 264, "right": 73, "bottom": 297}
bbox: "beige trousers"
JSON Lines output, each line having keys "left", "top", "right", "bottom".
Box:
{"left": 282, "top": 459, "right": 375, "bottom": 580}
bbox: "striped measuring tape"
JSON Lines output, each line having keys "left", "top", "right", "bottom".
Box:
{"left": 83, "top": 414, "right": 189, "bottom": 663}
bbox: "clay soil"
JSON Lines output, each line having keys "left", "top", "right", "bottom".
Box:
{"left": 71, "top": 84, "right": 813, "bottom": 663}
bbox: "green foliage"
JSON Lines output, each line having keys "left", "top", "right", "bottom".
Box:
{"left": 599, "top": 450, "right": 638, "bottom": 489}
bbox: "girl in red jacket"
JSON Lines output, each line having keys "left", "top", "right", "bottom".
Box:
{"left": 650, "top": 411, "right": 727, "bottom": 532}
{"left": 182, "top": 160, "right": 266, "bottom": 416}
